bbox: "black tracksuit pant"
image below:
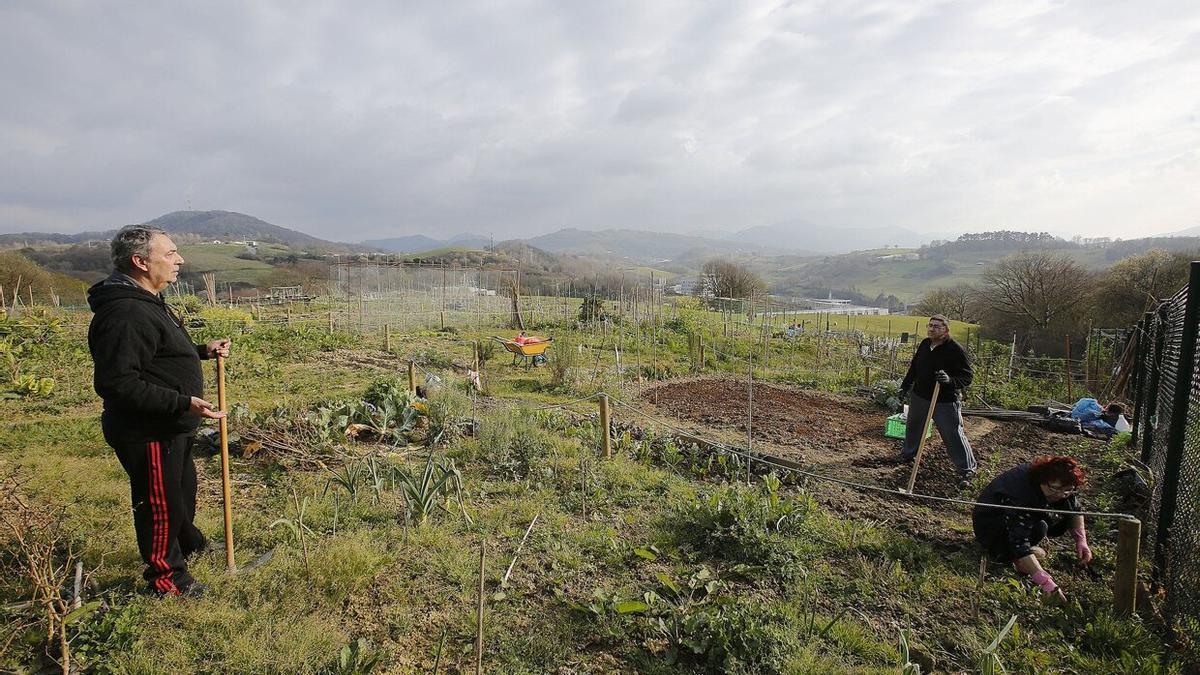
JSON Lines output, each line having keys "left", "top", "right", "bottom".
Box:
{"left": 107, "top": 432, "right": 206, "bottom": 595}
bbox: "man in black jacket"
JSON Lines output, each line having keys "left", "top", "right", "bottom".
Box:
{"left": 88, "top": 224, "right": 231, "bottom": 597}
{"left": 898, "top": 314, "right": 976, "bottom": 485}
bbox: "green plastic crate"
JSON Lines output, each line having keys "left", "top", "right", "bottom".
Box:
{"left": 884, "top": 413, "right": 932, "bottom": 440}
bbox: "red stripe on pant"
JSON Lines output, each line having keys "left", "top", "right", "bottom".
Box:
{"left": 148, "top": 441, "right": 179, "bottom": 595}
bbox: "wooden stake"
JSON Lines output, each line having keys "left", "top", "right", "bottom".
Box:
{"left": 384, "top": 323, "right": 391, "bottom": 351}
{"left": 599, "top": 393, "right": 612, "bottom": 459}
{"left": 864, "top": 365, "right": 872, "bottom": 387}
{"left": 502, "top": 513, "right": 540, "bottom": 587}
{"left": 216, "top": 354, "right": 236, "bottom": 572}
{"left": 1065, "top": 333, "right": 1073, "bottom": 401}
{"left": 328, "top": 311, "right": 334, "bottom": 334}
{"left": 408, "top": 360, "right": 417, "bottom": 393}
{"left": 72, "top": 561, "right": 83, "bottom": 610}
{"left": 1114, "top": 518, "right": 1141, "bottom": 616}
{"left": 972, "top": 556, "right": 987, "bottom": 619}
{"left": 904, "top": 381, "right": 941, "bottom": 493}
{"left": 476, "top": 541, "right": 485, "bottom": 675}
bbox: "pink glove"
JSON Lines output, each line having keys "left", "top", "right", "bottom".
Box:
{"left": 1070, "top": 528, "right": 1092, "bottom": 565}
{"left": 1030, "top": 570, "right": 1058, "bottom": 594}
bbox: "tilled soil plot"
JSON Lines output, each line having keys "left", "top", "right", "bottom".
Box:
{"left": 639, "top": 377, "right": 1109, "bottom": 554}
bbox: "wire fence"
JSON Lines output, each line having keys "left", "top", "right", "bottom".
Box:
{"left": 1130, "top": 263, "right": 1200, "bottom": 652}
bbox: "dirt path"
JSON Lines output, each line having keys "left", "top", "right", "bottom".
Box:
{"left": 638, "top": 377, "right": 1109, "bottom": 556}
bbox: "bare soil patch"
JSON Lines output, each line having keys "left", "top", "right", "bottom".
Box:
{"left": 639, "top": 378, "right": 1110, "bottom": 554}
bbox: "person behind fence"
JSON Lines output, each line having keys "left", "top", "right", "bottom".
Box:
{"left": 1069, "top": 398, "right": 1126, "bottom": 438}
{"left": 897, "top": 314, "right": 977, "bottom": 486}
{"left": 88, "top": 224, "right": 231, "bottom": 598}
{"left": 972, "top": 456, "right": 1092, "bottom": 603}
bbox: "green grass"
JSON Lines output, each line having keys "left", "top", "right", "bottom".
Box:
{"left": 178, "top": 243, "right": 291, "bottom": 285}
{"left": 0, "top": 305, "right": 1181, "bottom": 674}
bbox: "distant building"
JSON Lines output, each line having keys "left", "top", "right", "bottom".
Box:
{"left": 674, "top": 278, "right": 700, "bottom": 295}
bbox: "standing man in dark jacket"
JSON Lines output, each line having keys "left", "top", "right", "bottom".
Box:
{"left": 898, "top": 314, "right": 976, "bottom": 485}
{"left": 88, "top": 224, "right": 231, "bottom": 597}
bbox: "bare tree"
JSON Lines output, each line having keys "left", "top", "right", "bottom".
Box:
{"left": 1092, "top": 249, "right": 1192, "bottom": 327}
{"left": 979, "top": 251, "right": 1093, "bottom": 352}
{"left": 697, "top": 259, "right": 766, "bottom": 299}
{"left": 914, "top": 285, "right": 979, "bottom": 322}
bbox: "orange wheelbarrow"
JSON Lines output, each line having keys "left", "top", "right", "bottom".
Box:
{"left": 491, "top": 336, "right": 553, "bottom": 369}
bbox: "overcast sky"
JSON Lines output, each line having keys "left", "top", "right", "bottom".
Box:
{"left": 2, "top": 1, "right": 1198, "bottom": 243}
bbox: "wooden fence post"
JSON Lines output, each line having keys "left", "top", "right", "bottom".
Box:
{"left": 864, "top": 365, "right": 872, "bottom": 388}
{"left": 408, "top": 360, "right": 417, "bottom": 393}
{"left": 384, "top": 323, "right": 391, "bottom": 351}
{"left": 1065, "top": 333, "right": 1073, "bottom": 401}
{"left": 1114, "top": 518, "right": 1140, "bottom": 616}
{"left": 328, "top": 311, "right": 334, "bottom": 334}
{"left": 599, "top": 393, "right": 612, "bottom": 459}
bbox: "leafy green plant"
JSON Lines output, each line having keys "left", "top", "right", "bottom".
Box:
{"left": 328, "top": 637, "right": 382, "bottom": 674}
{"left": 898, "top": 629, "right": 922, "bottom": 674}
{"left": 640, "top": 568, "right": 723, "bottom": 664}
{"left": 395, "top": 453, "right": 469, "bottom": 526}
{"left": 978, "top": 615, "right": 1018, "bottom": 675}
{"left": 271, "top": 486, "right": 315, "bottom": 574}
{"left": 4, "top": 374, "right": 54, "bottom": 399}
{"left": 70, "top": 600, "right": 147, "bottom": 673}
{"left": 795, "top": 570, "right": 853, "bottom": 641}
{"left": 548, "top": 339, "right": 578, "bottom": 388}
{"left": 674, "top": 475, "right": 810, "bottom": 567}
{"left": 325, "top": 462, "right": 366, "bottom": 503}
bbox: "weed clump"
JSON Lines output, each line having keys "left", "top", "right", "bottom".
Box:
{"left": 673, "top": 475, "right": 813, "bottom": 572}
{"left": 469, "top": 412, "right": 560, "bottom": 484}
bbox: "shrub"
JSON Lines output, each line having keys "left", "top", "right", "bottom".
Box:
{"left": 673, "top": 475, "right": 812, "bottom": 569}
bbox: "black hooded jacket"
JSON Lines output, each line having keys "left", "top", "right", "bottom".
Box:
{"left": 88, "top": 273, "right": 209, "bottom": 443}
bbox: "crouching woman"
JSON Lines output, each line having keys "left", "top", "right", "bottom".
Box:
{"left": 972, "top": 456, "right": 1093, "bottom": 602}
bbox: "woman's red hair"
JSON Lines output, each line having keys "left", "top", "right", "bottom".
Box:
{"left": 1029, "top": 455, "right": 1086, "bottom": 487}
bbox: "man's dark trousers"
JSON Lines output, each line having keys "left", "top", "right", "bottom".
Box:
{"left": 900, "top": 392, "right": 977, "bottom": 474}
{"left": 106, "top": 431, "right": 206, "bottom": 595}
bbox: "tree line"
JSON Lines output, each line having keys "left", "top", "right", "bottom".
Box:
{"left": 914, "top": 249, "right": 1195, "bottom": 354}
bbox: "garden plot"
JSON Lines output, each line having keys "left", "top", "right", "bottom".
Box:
{"left": 639, "top": 378, "right": 1112, "bottom": 551}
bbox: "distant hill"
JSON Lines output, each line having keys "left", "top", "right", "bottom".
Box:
{"left": 145, "top": 211, "right": 341, "bottom": 249}
{"left": 364, "top": 232, "right": 491, "bottom": 254}
{"left": 0, "top": 210, "right": 356, "bottom": 252}
{"left": 521, "top": 228, "right": 781, "bottom": 264}
{"left": 730, "top": 219, "right": 926, "bottom": 253}
{"left": 767, "top": 231, "right": 1200, "bottom": 303}
{"left": 360, "top": 234, "right": 443, "bottom": 253}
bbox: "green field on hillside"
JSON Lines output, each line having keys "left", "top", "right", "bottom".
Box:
{"left": 178, "top": 243, "right": 294, "bottom": 285}
{"left": 774, "top": 247, "right": 1117, "bottom": 302}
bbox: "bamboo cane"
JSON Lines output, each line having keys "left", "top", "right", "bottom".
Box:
{"left": 476, "top": 541, "right": 485, "bottom": 675}
{"left": 904, "top": 381, "right": 941, "bottom": 493}
{"left": 216, "top": 355, "right": 236, "bottom": 572}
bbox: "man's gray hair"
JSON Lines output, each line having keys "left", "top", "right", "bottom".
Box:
{"left": 111, "top": 224, "right": 167, "bottom": 273}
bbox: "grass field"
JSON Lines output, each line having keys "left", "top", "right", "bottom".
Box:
{"left": 0, "top": 302, "right": 1182, "bottom": 673}
{"left": 178, "top": 243, "right": 293, "bottom": 286}
{"left": 773, "top": 246, "right": 1118, "bottom": 302}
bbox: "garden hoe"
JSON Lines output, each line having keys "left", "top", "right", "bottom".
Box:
{"left": 217, "top": 354, "right": 236, "bottom": 572}
{"left": 903, "top": 381, "right": 940, "bottom": 493}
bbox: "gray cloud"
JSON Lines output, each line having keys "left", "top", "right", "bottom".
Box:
{"left": 1, "top": 0, "right": 1198, "bottom": 241}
